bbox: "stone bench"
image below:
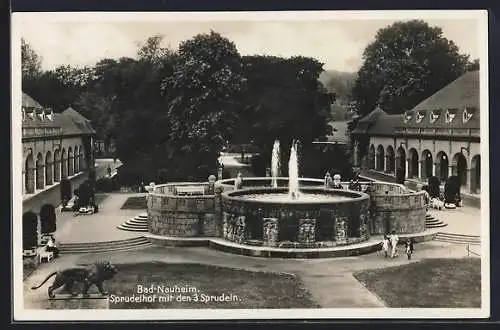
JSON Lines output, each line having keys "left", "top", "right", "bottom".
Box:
{"left": 176, "top": 186, "right": 205, "bottom": 196}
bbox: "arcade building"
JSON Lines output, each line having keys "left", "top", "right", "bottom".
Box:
{"left": 352, "top": 70, "right": 481, "bottom": 196}
{"left": 22, "top": 92, "right": 96, "bottom": 250}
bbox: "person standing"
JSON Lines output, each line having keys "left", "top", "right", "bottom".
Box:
{"left": 381, "top": 235, "right": 390, "bottom": 258}
{"left": 405, "top": 239, "right": 414, "bottom": 260}
{"left": 390, "top": 231, "right": 399, "bottom": 258}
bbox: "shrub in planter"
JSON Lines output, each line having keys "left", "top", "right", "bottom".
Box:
{"left": 39, "top": 204, "right": 56, "bottom": 234}
{"left": 60, "top": 177, "right": 72, "bottom": 205}
{"left": 427, "top": 176, "right": 441, "bottom": 199}
{"left": 22, "top": 212, "right": 38, "bottom": 250}
{"left": 444, "top": 175, "right": 461, "bottom": 205}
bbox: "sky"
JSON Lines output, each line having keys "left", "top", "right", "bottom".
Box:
{"left": 16, "top": 12, "right": 484, "bottom": 73}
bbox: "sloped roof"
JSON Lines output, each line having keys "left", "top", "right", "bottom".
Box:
{"left": 403, "top": 70, "right": 480, "bottom": 129}
{"left": 22, "top": 92, "right": 43, "bottom": 109}
{"left": 358, "top": 107, "right": 387, "bottom": 123}
{"left": 22, "top": 93, "right": 96, "bottom": 136}
{"left": 368, "top": 114, "right": 404, "bottom": 136}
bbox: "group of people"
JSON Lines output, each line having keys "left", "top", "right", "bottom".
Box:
{"left": 381, "top": 231, "right": 414, "bottom": 260}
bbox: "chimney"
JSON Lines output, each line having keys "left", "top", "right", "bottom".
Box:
{"left": 47, "top": 109, "right": 53, "bottom": 121}
{"left": 40, "top": 110, "right": 46, "bottom": 121}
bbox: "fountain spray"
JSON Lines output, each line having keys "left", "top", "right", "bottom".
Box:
{"left": 271, "top": 140, "right": 280, "bottom": 188}
{"left": 288, "top": 140, "right": 300, "bottom": 200}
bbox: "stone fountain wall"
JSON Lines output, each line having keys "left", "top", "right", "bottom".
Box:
{"left": 219, "top": 188, "right": 371, "bottom": 247}
{"left": 147, "top": 183, "right": 220, "bottom": 237}
{"left": 367, "top": 182, "right": 427, "bottom": 234}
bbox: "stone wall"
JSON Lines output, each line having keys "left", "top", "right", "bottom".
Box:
{"left": 219, "top": 187, "right": 371, "bottom": 247}
{"left": 147, "top": 184, "right": 218, "bottom": 237}
{"left": 368, "top": 182, "right": 427, "bottom": 234}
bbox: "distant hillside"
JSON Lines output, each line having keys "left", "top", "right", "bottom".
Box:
{"left": 319, "top": 70, "right": 358, "bottom": 101}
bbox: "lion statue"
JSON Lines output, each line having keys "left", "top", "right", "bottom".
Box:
{"left": 31, "top": 261, "right": 118, "bottom": 298}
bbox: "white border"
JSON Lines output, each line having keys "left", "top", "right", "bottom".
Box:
{"left": 12, "top": 10, "right": 490, "bottom": 321}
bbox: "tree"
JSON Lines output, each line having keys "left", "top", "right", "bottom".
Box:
{"left": 237, "top": 55, "right": 332, "bottom": 170}
{"left": 352, "top": 20, "right": 470, "bottom": 116}
{"left": 467, "top": 58, "right": 479, "bottom": 71}
{"left": 21, "top": 38, "right": 42, "bottom": 79}
{"left": 160, "top": 31, "right": 247, "bottom": 179}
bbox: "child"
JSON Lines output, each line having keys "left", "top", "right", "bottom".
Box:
{"left": 381, "top": 235, "right": 390, "bottom": 258}
{"left": 405, "top": 239, "right": 414, "bottom": 260}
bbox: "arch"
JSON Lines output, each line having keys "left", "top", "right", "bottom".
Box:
{"left": 471, "top": 155, "right": 481, "bottom": 194}
{"left": 408, "top": 148, "right": 419, "bottom": 178}
{"left": 35, "top": 152, "right": 44, "bottom": 190}
{"left": 61, "top": 148, "right": 67, "bottom": 178}
{"left": 74, "top": 146, "right": 79, "bottom": 173}
{"left": 24, "top": 153, "right": 35, "bottom": 194}
{"left": 40, "top": 204, "right": 57, "bottom": 234}
{"left": 376, "top": 145, "right": 385, "bottom": 171}
{"left": 68, "top": 147, "right": 74, "bottom": 176}
{"left": 53, "top": 149, "right": 61, "bottom": 182}
{"left": 396, "top": 147, "right": 406, "bottom": 180}
{"left": 452, "top": 152, "right": 468, "bottom": 187}
{"left": 45, "top": 151, "right": 53, "bottom": 186}
{"left": 436, "top": 151, "right": 449, "bottom": 182}
{"left": 22, "top": 211, "right": 38, "bottom": 250}
{"left": 421, "top": 150, "right": 433, "bottom": 180}
{"left": 386, "top": 146, "right": 395, "bottom": 173}
{"left": 368, "top": 145, "right": 375, "bottom": 170}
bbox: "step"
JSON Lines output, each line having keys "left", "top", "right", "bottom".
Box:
{"left": 436, "top": 234, "right": 481, "bottom": 243}
{"left": 436, "top": 232, "right": 481, "bottom": 239}
{"left": 60, "top": 242, "right": 153, "bottom": 254}
{"left": 117, "top": 225, "right": 149, "bottom": 232}
{"left": 60, "top": 239, "right": 151, "bottom": 252}
{"left": 135, "top": 215, "right": 148, "bottom": 220}
{"left": 59, "top": 236, "right": 147, "bottom": 248}
{"left": 434, "top": 238, "right": 481, "bottom": 245}
{"left": 128, "top": 218, "right": 148, "bottom": 225}
{"left": 426, "top": 224, "right": 448, "bottom": 228}
{"left": 120, "top": 222, "right": 148, "bottom": 228}
{"left": 137, "top": 213, "right": 148, "bottom": 218}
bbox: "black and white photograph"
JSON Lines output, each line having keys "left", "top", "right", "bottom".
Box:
{"left": 12, "top": 10, "right": 489, "bottom": 320}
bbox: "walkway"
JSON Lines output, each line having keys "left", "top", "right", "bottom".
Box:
{"left": 23, "top": 239, "right": 476, "bottom": 309}
{"left": 54, "top": 193, "right": 144, "bottom": 244}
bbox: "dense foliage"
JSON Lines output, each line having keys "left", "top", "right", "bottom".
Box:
{"left": 351, "top": 20, "right": 473, "bottom": 116}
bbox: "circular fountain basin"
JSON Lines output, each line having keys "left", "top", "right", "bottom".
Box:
{"left": 221, "top": 187, "right": 371, "bottom": 248}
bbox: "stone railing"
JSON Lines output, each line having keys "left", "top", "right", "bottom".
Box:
{"left": 216, "top": 177, "right": 373, "bottom": 193}
{"left": 153, "top": 182, "right": 213, "bottom": 196}
{"left": 366, "top": 181, "right": 427, "bottom": 235}
{"left": 147, "top": 182, "right": 218, "bottom": 237}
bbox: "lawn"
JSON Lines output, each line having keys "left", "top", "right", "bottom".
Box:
{"left": 120, "top": 196, "right": 147, "bottom": 210}
{"left": 353, "top": 258, "right": 481, "bottom": 308}
{"left": 102, "top": 262, "right": 319, "bottom": 309}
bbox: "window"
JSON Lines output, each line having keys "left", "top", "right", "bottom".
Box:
{"left": 463, "top": 107, "right": 476, "bottom": 123}
{"left": 415, "top": 111, "right": 425, "bottom": 123}
{"left": 430, "top": 109, "right": 441, "bottom": 123}
{"left": 445, "top": 109, "right": 457, "bottom": 123}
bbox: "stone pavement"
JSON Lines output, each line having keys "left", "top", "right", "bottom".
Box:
{"left": 428, "top": 205, "right": 482, "bottom": 236}
{"left": 54, "top": 193, "right": 144, "bottom": 244}
{"left": 23, "top": 238, "right": 477, "bottom": 309}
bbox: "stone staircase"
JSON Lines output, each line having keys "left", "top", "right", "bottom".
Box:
{"left": 425, "top": 213, "right": 447, "bottom": 229}
{"left": 434, "top": 232, "right": 481, "bottom": 245}
{"left": 59, "top": 236, "right": 152, "bottom": 254}
{"left": 117, "top": 213, "right": 148, "bottom": 232}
